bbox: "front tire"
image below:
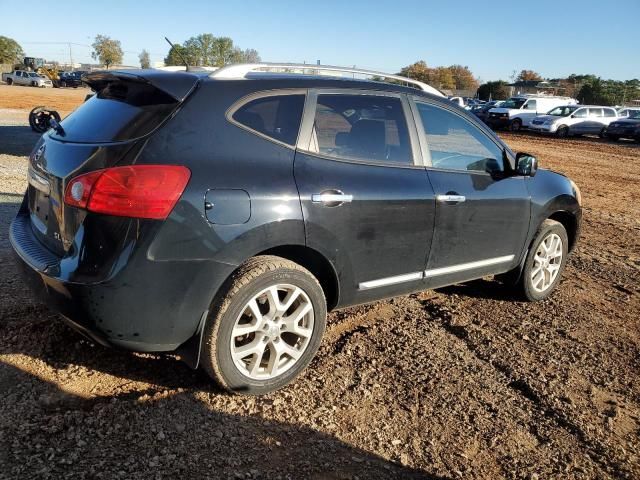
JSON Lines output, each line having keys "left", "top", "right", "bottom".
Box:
{"left": 201, "top": 256, "right": 327, "bottom": 395}
{"left": 517, "top": 220, "right": 568, "bottom": 301}
{"left": 509, "top": 118, "right": 522, "bottom": 132}
{"left": 556, "top": 125, "right": 570, "bottom": 138}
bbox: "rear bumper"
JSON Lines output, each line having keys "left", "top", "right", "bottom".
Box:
{"left": 10, "top": 212, "right": 235, "bottom": 352}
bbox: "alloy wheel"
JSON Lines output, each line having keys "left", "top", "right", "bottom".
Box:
{"left": 531, "top": 233, "right": 563, "bottom": 293}
{"left": 230, "top": 284, "right": 314, "bottom": 380}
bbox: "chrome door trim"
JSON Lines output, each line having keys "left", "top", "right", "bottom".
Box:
{"left": 357, "top": 255, "right": 515, "bottom": 290}
{"left": 358, "top": 271, "right": 423, "bottom": 290}
{"left": 423, "top": 255, "right": 514, "bottom": 278}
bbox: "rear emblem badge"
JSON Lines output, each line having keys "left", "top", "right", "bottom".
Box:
{"left": 33, "top": 145, "right": 45, "bottom": 165}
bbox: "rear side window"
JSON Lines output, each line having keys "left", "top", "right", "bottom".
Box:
{"left": 232, "top": 94, "right": 305, "bottom": 146}
{"left": 589, "top": 108, "right": 603, "bottom": 117}
{"left": 604, "top": 108, "right": 616, "bottom": 117}
{"left": 52, "top": 81, "right": 178, "bottom": 143}
{"left": 308, "top": 94, "right": 412, "bottom": 165}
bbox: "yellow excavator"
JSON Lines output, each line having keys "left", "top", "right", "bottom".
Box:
{"left": 22, "top": 57, "right": 62, "bottom": 87}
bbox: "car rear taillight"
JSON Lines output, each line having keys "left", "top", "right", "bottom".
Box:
{"left": 64, "top": 165, "right": 191, "bottom": 219}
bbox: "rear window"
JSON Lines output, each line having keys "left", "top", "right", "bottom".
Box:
{"left": 51, "top": 81, "right": 178, "bottom": 143}
{"left": 231, "top": 94, "right": 305, "bottom": 146}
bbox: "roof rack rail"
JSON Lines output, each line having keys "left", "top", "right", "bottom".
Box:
{"left": 209, "top": 63, "right": 444, "bottom": 97}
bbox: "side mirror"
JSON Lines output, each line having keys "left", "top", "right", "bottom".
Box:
{"left": 516, "top": 152, "right": 538, "bottom": 177}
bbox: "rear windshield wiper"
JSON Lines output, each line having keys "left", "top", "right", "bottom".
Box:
{"left": 49, "top": 118, "right": 65, "bottom": 137}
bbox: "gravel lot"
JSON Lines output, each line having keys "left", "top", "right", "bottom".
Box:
{"left": 0, "top": 90, "right": 638, "bottom": 479}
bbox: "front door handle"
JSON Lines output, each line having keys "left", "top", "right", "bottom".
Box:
{"left": 436, "top": 194, "right": 466, "bottom": 204}
{"left": 312, "top": 191, "right": 353, "bottom": 206}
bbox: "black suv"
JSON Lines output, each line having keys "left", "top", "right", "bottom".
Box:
{"left": 10, "top": 65, "right": 582, "bottom": 394}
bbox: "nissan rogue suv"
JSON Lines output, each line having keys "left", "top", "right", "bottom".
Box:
{"left": 10, "top": 64, "right": 582, "bottom": 395}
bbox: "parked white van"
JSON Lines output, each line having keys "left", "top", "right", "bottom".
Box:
{"left": 486, "top": 95, "right": 577, "bottom": 131}
{"left": 529, "top": 105, "right": 618, "bottom": 137}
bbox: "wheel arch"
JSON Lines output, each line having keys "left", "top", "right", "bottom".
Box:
{"left": 547, "top": 210, "right": 579, "bottom": 252}
{"left": 257, "top": 244, "right": 340, "bottom": 311}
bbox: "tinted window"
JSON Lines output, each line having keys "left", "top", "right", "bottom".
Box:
{"left": 232, "top": 94, "right": 305, "bottom": 146}
{"left": 604, "top": 108, "right": 616, "bottom": 117}
{"left": 417, "top": 102, "right": 504, "bottom": 173}
{"left": 51, "top": 81, "right": 178, "bottom": 143}
{"left": 309, "top": 94, "right": 412, "bottom": 164}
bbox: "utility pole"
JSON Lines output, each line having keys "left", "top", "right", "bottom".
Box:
{"left": 68, "top": 43, "right": 74, "bottom": 71}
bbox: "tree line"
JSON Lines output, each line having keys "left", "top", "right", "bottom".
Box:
{"left": 476, "top": 70, "right": 639, "bottom": 107}
{"left": 398, "top": 60, "right": 478, "bottom": 91}
{"left": 0, "top": 34, "right": 260, "bottom": 70}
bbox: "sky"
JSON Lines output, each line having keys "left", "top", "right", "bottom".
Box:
{"left": 1, "top": 0, "right": 638, "bottom": 82}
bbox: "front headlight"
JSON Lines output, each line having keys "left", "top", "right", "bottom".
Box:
{"left": 570, "top": 179, "right": 582, "bottom": 206}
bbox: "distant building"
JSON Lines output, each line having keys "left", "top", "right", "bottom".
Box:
{"left": 507, "top": 80, "right": 565, "bottom": 96}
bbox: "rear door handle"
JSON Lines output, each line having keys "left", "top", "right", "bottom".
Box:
{"left": 312, "top": 191, "right": 353, "bottom": 206}
{"left": 436, "top": 194, "right": 466, "bottom": 204}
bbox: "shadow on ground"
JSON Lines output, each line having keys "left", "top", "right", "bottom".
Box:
{"left": 0, "top": 125, "right": 39, "bottom": 156}
{"left": 0, "top": 357, "right": 444, "bottom": 479}
{"left": 435, "top": 278, "right": 522, "bottom": 301}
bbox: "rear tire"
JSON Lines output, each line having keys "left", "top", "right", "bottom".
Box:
{"left": 6, "top": 78, "right": 12, "bottom": 85}
{"left": 598, "top": 127, "right": 607, "bottom": 138}
{"left": 516, "top": 220, "right": 568, "bottom": 301}
{"left": 201, "top": 256, "right": 327, "bottom": 395}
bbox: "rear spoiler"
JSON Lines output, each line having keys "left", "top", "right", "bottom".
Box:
{"left": 81, "top": 69, "right": 202, "bottom": 102}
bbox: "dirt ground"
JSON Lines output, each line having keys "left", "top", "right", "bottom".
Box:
{"left": 0, "top": 84, "right": 89, "bottom": 117}
{"left": 0, "top": 88, "right": 638, "bottom": 479}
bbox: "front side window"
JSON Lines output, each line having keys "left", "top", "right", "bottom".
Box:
{"left": 416, "top": 102, "right": 504, "bottom": 173}
{"left": 524, "top": 100, "right": 537, "bottom": 110}
{"left": 308, "top": 94, "right": 412, "bottom": 165}
{"left": 501, "top": 98, "right": 526, "bottom": 109}
{"left": 573, "top": 108, "right": 587, "bottom": 118}
{"left": 232, "top": 94, "right": 305, "bottom": 146}
{"left": 548, "top": 106, "right": 578, "bottom": 116}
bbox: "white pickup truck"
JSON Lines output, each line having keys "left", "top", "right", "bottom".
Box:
{"left": 1, "top": 70, "right": 53, "bottom": 87}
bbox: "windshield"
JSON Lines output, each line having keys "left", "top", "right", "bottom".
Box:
{"left": 630, "top": 111, "right": 640, "bottom": 120}
{"left": 501, "top": 98, "right": 526, "bottom": 109}
{"left": 547, "top": 106, "right": 578, "bottom": 117}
